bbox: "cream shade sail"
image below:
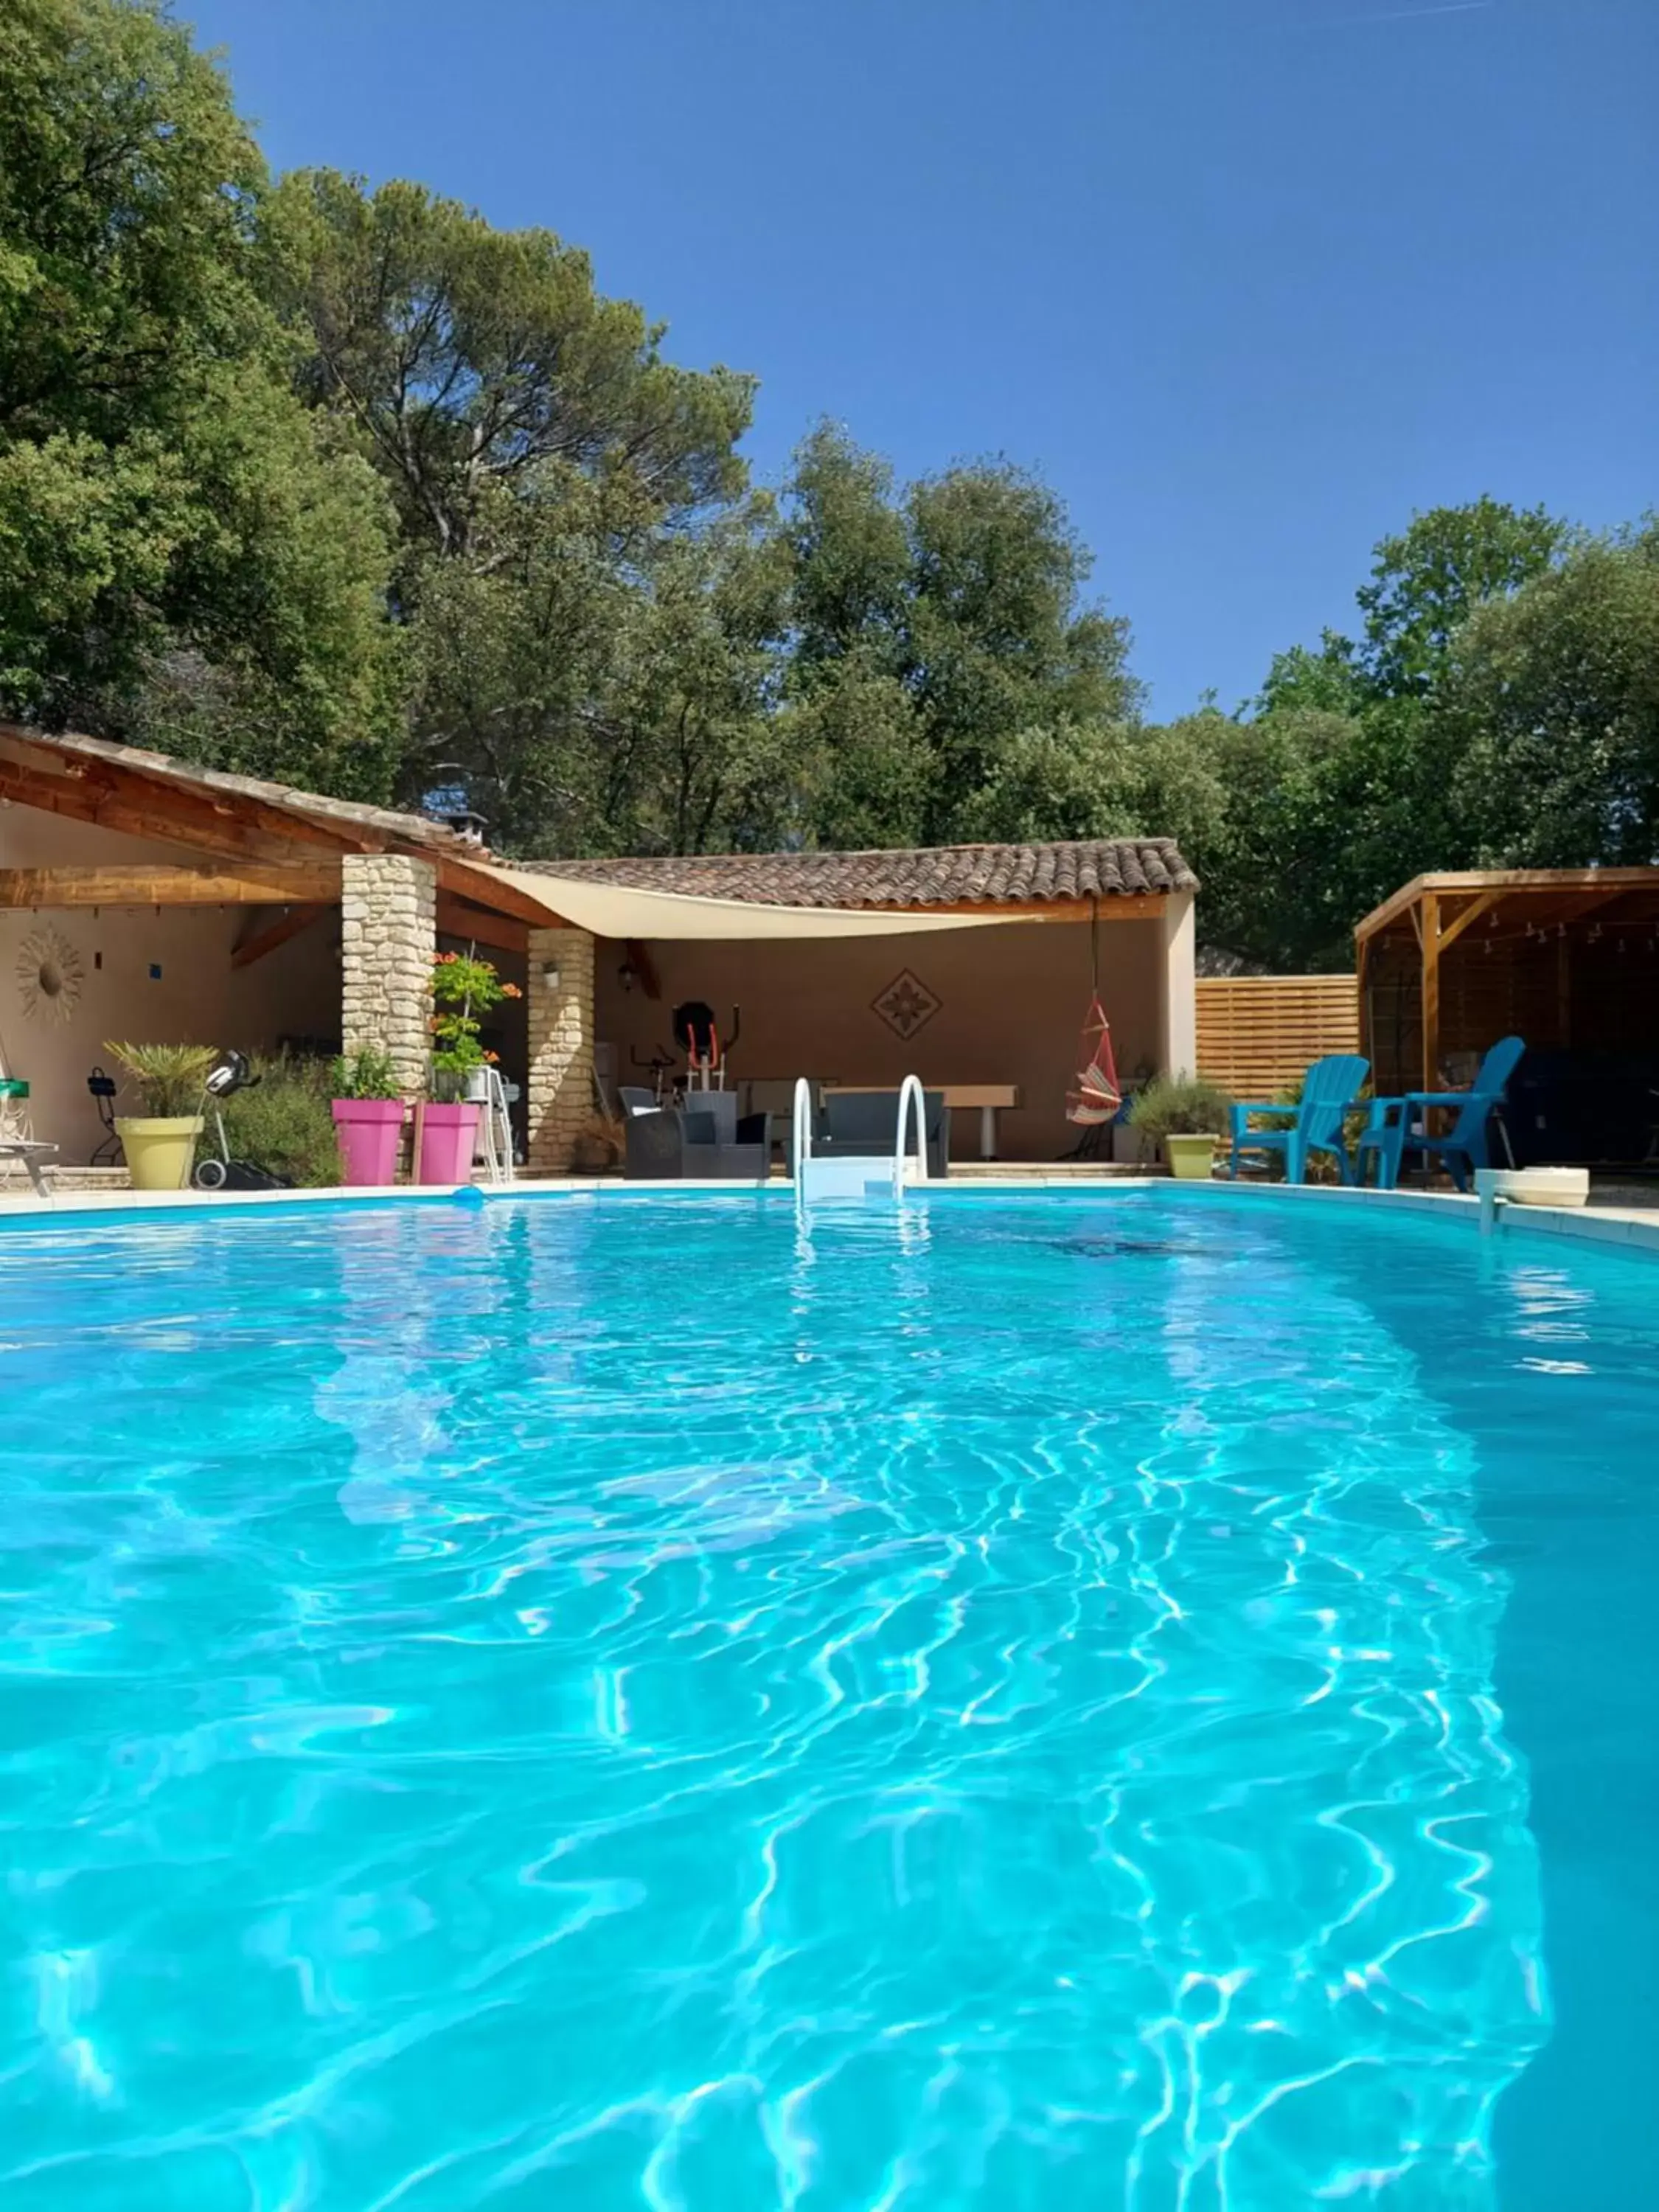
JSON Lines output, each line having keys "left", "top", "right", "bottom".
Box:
{"left": 475, "top": 863, "right": 1042, "bottom": 942}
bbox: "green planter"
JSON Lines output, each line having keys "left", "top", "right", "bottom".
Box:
{"left": 116, "top": 1116, "right": 204, "bottom": 1192}
{"left": 1163, "top": 1132, "right": 1220, "bottom": 1181}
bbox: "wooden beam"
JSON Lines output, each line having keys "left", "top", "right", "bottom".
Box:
{"left": 1436, "top": 888, "right": 1506, "bottom": 953}
{"left": 1, "top": 759, "right": 254, "bottom": 860}
{"left": 437, "top": 856, "right": 571, "bottom": 928}
{"left": 865, "top": 896, "right": 1165, "bottom": 922}
{"left": 1420, "top": 888, "right": 1440, "bottom": 1089}
{"left": 436, "top": 891, "right": 528, "bottom": 958}
{"left": 623, "top": 938, "right": 662, "bottom": 1000}
{"left": 0, "top": 862, "right": 341, "bottom": 908}
{"left": 0, "top": 757, "right": 331, "bottom": 868}
{"left": 1354, "top": 873, "right": 1433, "bottom": 943}
{"left": 1356, "top": 866, "right": 1659, "bottom": 942}
{"left": 231, "top": 904, "right": 330, "bottom": 969}
{"left": 1, "top": 728, "right": 386, "bottom": 855}
{"left": 1411, "top": 866, "right": 1659, "bottom": 895}
{"left": 1356, "top": 933, "right": 1372, "bottom": 1071}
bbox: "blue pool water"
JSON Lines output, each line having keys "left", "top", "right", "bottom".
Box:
{"left": 1, "top": 1189, "right": 1656, "bottom": 2208}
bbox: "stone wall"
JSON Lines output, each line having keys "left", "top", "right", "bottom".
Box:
{"left": 341, "top": 854, "right": 437, "bottom": 1098}
{"left": 525, "top": 925, "right": 595, "bottom": 1172}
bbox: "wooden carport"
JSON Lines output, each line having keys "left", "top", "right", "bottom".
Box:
{"left": 1355, "top": 869, "right": 1659, "bottom": 1164}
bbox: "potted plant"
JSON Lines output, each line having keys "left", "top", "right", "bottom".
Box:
{"left": 424, "top": 951, "right": 521, "bottom": 1183}
{"left": 330, "top": 1047, "right": 405, "bottom": 1187}
{"left": 1128, "top": 1074, "right": 1233, "bottom": 1182}
{"left": 105, "top": 1041, "right": 218, "bottom": 1191}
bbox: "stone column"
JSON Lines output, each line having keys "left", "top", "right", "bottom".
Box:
{"left": 340, "top": 853, "right": 437, "bottom": 1099}
{"left": 524, "top": 926, "right": 596, "bottom": 1174}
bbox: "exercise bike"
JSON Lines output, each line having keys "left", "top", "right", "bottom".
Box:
{"left": 192, "top": 1051, "right": 291, "bottom": 1190}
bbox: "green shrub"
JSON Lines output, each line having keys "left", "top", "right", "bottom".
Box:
{"left": 330, "top": 1046, "right": 399, "bottom": 1099}
{"left": 1127, "top": 1074, "right": 1234, "bottom": 1143}
{"left": 219, "top": 1054, "right": 342, "bottom": 1186}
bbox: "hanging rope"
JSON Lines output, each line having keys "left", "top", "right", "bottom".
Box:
{"left": 1066, "top": 902, "right": 1121, "bottom": 1127}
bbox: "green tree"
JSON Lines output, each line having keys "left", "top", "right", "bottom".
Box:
{"left": 0, "top": 0, "right": 399, "bottom": 788}
{"left": 406, "top": 482, "right": 795, "bottom": 856}
{"left": 1352, "top": 495, "right": 1568, "bottom": 698}
{"left": 1444, "top": 526, "right": 1659, "bottom": 866}
{"left": 611, "top": 497, "right": 796, "bottom": 855}
{"left": 263, "top": 170, "right": 755, "bottom": 563}
{"left": 1196, "top": 498, "right": 1579, "bottom": 967}
{"left": 778, "top": 424, "right": 1140, "bottom": 849}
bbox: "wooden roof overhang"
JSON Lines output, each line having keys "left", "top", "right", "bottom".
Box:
{"left": 0, "top": 726, "right": 566, "bottom": 961}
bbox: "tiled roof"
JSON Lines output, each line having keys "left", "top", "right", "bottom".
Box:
{"left": 519, "top": 839, "right": 1194, "bottom": 908}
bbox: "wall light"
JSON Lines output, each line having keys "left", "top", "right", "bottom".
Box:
{"left": 540, "top": 960, "right": 562, "bottom": 992}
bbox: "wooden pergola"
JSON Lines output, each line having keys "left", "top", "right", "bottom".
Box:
{"left": 1355, "top": 867, "right": 1659, "bottom": 1099}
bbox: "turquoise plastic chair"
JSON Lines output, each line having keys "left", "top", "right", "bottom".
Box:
{"left": 1227, "top": 1054, "right": 1370, "bottom": 1185}
{"left": 1355, "top": 1036, "right": 1525, "bottom": 1192}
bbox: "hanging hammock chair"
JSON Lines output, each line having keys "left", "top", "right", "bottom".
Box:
{"left": 1065, "top": 992, "right": 1122, "bottom": 1126}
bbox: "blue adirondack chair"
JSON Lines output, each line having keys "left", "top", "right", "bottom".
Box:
{"left": 1227, "top": 1054, "right": 1371, "bottom": 1185}
{"left": 1354, "top": 1035, "right": 1525, "bottom": 1192}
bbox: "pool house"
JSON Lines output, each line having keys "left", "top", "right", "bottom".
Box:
{"left": 1, "top": 724, "right": 1199, "bottom": 1169}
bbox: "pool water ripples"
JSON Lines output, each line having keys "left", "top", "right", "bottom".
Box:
{"left": 1, "top": 1192, "right": 1653, "bottom": 2207}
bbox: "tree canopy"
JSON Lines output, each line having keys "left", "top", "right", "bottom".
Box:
{"left": 0, "top": 0, "right": 400, "bottom": 793}
{"left": 1, "top": 1, "right": 1653, "bottom": 967}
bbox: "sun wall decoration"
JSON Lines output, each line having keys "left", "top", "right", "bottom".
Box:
{"left": 15, "top": 925, "right": 86, "bottom": 1026}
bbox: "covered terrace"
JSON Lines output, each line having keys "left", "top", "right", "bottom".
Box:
{"left": 1, "top": 723, "right": 1199, "bottom": 1172}
{"left": 1356, "top": 868, "right": 1659, "bottom": 1169}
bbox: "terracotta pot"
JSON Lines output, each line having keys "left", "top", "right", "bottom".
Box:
{"left": 116, "top": 1116, "right": 204, "bottom": 1192}
{"left": 332, "top": 1098, "right": 406, "bottom": 1186}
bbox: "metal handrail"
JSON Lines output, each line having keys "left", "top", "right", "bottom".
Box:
{"left": 894, "top": 1072, "right": 928, "bottom": 1186}
{"left": 792, "top": 1077, "right": 814, "bottom": 1180}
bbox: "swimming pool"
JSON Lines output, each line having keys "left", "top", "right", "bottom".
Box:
{"left": 2, "top": 1189, "right": 1655, "bottom": 2208}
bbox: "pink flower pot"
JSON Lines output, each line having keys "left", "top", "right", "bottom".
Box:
{"left": 332, "top": 1098, "right": 406, "bottom": 1186}
{"left": 417, "top": 1101, "right": 481, "bottom": 1186}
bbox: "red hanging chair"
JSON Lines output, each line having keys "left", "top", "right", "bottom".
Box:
{"left": 1066, "top": 992, "right": 1122, "bottom": 1126}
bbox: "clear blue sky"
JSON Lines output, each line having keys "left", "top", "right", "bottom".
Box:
{"left": 187, "top": 0, "right": 1656, "bottom": 719}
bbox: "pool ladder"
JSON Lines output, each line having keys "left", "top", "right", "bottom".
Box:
{"left": 792, "top": 1074, "right": 929, "bottom": 1203}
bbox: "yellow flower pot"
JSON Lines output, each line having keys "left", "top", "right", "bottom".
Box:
{"left": 1163, "top": 1132, "right": 1220, "bottom": 1181}
{"left": 116, "top": 1116, "right": 205, "bottom": 1192}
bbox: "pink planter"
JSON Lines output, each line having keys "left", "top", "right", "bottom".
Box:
{"left": 332, "top": 1098, "right": 406, "bottom": 1186}
{"left": 417, "top": 1102, "right": 481, "bottom": 1186}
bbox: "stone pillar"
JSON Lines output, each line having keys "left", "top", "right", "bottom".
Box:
{"left": 1158, "top": 889, "right": 1199, "bottom": 1079}
{"left": 340, "top": 853, "right": 437, "bottom": 1099}
{"left": 525, "top": 926, "right": 595, "bottom": 1173}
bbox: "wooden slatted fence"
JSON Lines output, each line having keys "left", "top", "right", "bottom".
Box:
{"left": 1197, "top": 974, "right": 1360, "bottom": 1099}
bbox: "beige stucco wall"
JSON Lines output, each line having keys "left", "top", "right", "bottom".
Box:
{"left": 0, "top": 804, "right": 341, "bottom": 1160}
{"left": 1159, "top": 890, "right": 1199, "bottom": 1078}
{"left": 594, "top": 915, "right": 1171, "bottom": 1161}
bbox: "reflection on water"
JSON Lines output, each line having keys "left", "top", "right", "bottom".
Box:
{"left": 0, "top": 1191, "right": 1623, "bottom": 2209}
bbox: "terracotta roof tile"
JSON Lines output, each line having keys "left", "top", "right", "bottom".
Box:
{"left": 520, "top": 839, "right": 1195, "bottom": 908}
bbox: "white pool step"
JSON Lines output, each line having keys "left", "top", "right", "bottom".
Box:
{"left": 793, "top": 1074, "right": 930, "bottom": 1205}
